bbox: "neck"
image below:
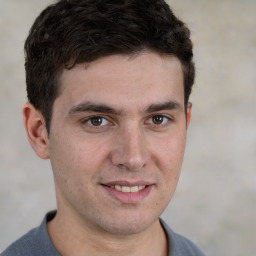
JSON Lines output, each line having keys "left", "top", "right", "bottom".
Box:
{"left": 47, "top": 210, "right": 168, "bottom": 256}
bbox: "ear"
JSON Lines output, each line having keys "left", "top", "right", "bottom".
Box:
{"left": 23, "top": 102, "right": 50, "bottom": 159}
{"left": 186, "top": 102, "right": 192, "bottom": 128}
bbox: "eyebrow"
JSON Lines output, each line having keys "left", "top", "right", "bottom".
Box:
{"left": 69, "top": 100, "right": 183, "bottom": 116}
{"left": 145, "top": 101, "right": 183, "bottom": 113}
{"left": 69, "top": 102, "right": 121, "bottom": 115}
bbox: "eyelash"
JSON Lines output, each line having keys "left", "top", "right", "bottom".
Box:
{"left": 81, "top": 114, "right": 172, "bottom": 129}
{"left": 146, "top": 115, "right": 172, "bottom": 127}
{"left": 81, "top": 116, "right": 112, "bottom": 128}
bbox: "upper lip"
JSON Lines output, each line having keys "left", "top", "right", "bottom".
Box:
{"left": 102, "top": 180, "right": 153, "bottom": 187}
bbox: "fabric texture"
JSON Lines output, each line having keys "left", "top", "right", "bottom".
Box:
{"left": 160, "top": 219, "right": 205, "bottom": 256}
{"left": 1, "top": 211, "right": 60, "bottom": 256}
{"left": 1, "top": 211, "right": 204, "bottom": 256}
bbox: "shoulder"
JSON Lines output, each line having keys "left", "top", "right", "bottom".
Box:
{"left": 1, "top": 227, "right": 42, "bottom": 256}
{"left": 160, "top": 219, "right": 205, "bottom": 256}
{"left": 1, "top": 211, "right": 59, "bottom": 256}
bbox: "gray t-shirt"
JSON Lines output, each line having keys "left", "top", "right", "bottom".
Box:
{"left": 1, "top": 211, "right": 205, "bottom": 256}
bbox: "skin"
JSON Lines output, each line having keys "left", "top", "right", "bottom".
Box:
{"left": 23, "top": 51, "right": 191, "bottom": 256}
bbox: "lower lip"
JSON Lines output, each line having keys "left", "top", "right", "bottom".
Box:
{"left": 102, "top": 185, "right": 153, "bottom": 204}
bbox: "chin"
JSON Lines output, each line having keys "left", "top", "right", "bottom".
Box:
{"left": 94, "top": 210, "right": 160, "bottom": 235}
{"left": 102, "top": 221, "right": 151, "bottom": 235}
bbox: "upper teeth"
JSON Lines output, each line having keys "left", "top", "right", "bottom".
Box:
{"left": 110, "top": 185, "right": 146, "bottom": 193}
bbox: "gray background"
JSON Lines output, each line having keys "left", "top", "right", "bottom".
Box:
{"left": 1, "top": 0, "right": 256, "bottom": 255}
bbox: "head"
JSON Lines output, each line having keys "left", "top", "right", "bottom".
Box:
{"left": 24, "top": 0, "right": 194, "bottom": 134}
{"left": 23, "top": 0, "right": 195, "bottom": 237}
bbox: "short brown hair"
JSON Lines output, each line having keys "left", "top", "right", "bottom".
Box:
{"left": 25, "top": 0, "right": 195, "bottom": 132}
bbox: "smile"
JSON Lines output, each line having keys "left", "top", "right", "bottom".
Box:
{"left": 109, "top": 185, "right": 146, "bottom": 193}
{"left": 102, "top": 182, "right": 153, "bottom": 203}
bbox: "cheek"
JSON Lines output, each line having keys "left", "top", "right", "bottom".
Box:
{"left": 49, "top": 133, "right": 110, "bottom": 182}
{"left": 155, "top": 135, "right": 186, "bottom": 169}
{"left": 74, "top": 136, "right": 111, "bottom": 173}
{"left": 49, "top": 137, "right": 95, "bottom": 203}
{"left": 153, "top": 134, "right": 186, "bottom": 189}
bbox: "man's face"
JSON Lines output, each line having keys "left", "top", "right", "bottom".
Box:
{"left": 47, "top": 51, "right": 191, "bottom": 235}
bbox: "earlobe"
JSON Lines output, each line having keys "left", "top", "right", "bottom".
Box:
{"left": 23, "top": 102, "right": 50, "bottom": 159}
{"left": 186, "top": 102, "right": 192, "bottom": 127}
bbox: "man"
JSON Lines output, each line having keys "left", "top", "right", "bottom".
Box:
{"left": 1, "top": 0, "right": 205, "bottom": 255}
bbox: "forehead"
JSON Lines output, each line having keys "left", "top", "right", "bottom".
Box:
{"left": 55, "top": 52, "right": 184, "bottom": 113}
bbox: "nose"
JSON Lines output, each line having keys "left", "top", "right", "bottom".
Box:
{"left": 110, "top": 125, "right": 150, "bottom": 172}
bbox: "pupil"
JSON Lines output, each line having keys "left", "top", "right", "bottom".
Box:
{"left": 91, "top": 117, "right": 102, "bottom": 126}
{"left": 153, "top": 115, "right": 163, "bottom": 124}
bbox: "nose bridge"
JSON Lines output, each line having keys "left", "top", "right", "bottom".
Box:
{"left": 111, "top": 122, "right": 149, "bottom": 171}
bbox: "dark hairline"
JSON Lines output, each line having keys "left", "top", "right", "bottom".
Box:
{"left": 46, "top": 50, "right": 189, "bottom": 134}
{"left": 25, "top": 0, "right": 195, "bottom": 133}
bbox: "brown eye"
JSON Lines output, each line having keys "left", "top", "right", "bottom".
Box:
{"left": 89, "top": 117, "right": 104, "bottom": 126}
{"left": 152, "top": 115, "right": 164, "bottom": 124}
{"left": 82, "top": 116, "right": 112, "bottom": 131}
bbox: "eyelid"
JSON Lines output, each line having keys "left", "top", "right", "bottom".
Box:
{"left": 81, "top": 115, "right": 112, "bottom": 127}
{"left": 145, "top": 114, "right": 173, "bottom": 126}
{"left": 81, "top": 113, "right": 173, "bottom": 129}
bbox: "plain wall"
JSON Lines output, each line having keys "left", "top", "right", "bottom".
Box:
{"left": 0, "top": 1, "right": 255, "bottom": 255}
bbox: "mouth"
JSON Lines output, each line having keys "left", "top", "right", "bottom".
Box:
{"left": 101, "top": 182, "right": 153, "bottom": 203}
{"left": 108, "top": 185, "right": 146, "bottom": 193}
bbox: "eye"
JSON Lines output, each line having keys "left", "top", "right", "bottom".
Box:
{"left": 147, "top": 115, "right": 170, "bottom": 126}
{"left": 152, "top": 115, "right": 165, "bottom": 125}
{"left": 84, "top": 116, "right": 110, "bottom": 127}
